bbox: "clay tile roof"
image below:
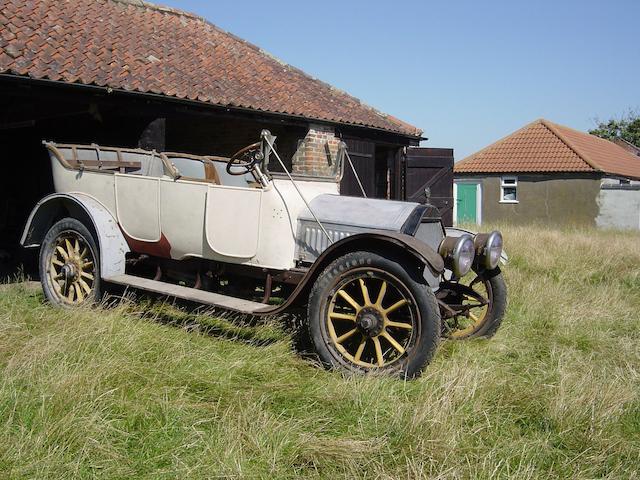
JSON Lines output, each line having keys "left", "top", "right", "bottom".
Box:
{"left": 454, "top": 119, "right": 640, "bottom": 180}
{"left": 0, "top": 0, "right": 422, "bottom": 137}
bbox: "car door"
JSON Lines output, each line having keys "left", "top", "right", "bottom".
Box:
{"left": 159, "top": 155, "right": 211, "bottom": 260}
{"left": 114, "top": 173, "right": 161, "bottom": 242}
{"left": 159, "top": 155, "right": 263, "bottom": 261}
{"left": 204, "top": 185, "right": 262, "bottom": 259}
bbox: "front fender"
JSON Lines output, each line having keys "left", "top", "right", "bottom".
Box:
{"left": 267, "top": 231, "right": 446, "bottom": 312}
{"left": 21, "top": 193, "right": 130, "bottom": 278}
{"left": 324, "top": 231, "right": 445, "bottom": 277}
{"left": 305, "top": 231, "right": 445, "bottom": 292}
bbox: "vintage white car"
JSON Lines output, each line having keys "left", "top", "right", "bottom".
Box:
{"left": 22, "top": 130, "right": 506, "bottom": 378}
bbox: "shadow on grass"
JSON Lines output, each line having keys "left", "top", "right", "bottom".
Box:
{"left": 106, "top": 289, "right": 298, "bottom": 349}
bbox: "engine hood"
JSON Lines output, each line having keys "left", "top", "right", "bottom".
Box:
{"left": 297, "top": 194, "right": 421, "bottom": 232}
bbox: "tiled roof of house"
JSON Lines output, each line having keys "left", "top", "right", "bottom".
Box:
{"left": 613, "top": 138, "right": 640, "bottom": 156}
{"left": 0, "top": 0, "right": 422, "bottom": 137}
{"left": 455, "top": 119, "right": 640, "bottom": 180}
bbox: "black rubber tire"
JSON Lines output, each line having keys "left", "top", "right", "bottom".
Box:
{"left": 451, "top": 272, "right": 507, "bottom": 339}
{"left": 303, "top": 251, "right": 441, "bottom": 379}
{"left": 39, "top": 218, "right": 101, "bottom": 306}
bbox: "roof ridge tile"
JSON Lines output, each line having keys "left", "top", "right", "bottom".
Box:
{"left": 540, "top": 119, "right": 601, "bottom": 172}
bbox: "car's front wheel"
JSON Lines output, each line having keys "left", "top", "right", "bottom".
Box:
{"left": 39, "top": 218, "right": 101, "bottom": 307}
{"left": 439, "top": 270, "right": 507, "bottom": 339}
{"left": 304, "top": 251, "right": 441, "bottom": 378}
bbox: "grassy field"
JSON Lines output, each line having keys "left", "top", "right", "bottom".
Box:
{"left": 0, "top": 225, "right": 639, "bottom": 479}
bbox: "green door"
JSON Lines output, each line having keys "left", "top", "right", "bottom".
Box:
{"left": 456, "top": 183, "right": 478, "bottom": 224}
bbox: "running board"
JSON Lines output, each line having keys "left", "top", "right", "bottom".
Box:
{"left": 105, "top": 274, "right": 273, "bottom": 314}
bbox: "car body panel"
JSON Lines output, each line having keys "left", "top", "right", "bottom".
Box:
{"left": 45, "top": 142, "right": 340, "bottom": 270}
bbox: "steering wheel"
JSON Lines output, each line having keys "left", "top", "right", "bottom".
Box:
{"left": 226, "top": 142, "right": 263, "bottom": 176}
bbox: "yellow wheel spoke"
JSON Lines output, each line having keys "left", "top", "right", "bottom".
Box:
{"left": 74, "top": 239, "right": 80, "bottom": 253}
{"left": 82, "top": 261, "right": 94, "bottom": 270}
{"left": 79, "top": 247, "right": 88, "bottom": 259}
{"left": 329, "top": 312, "right": 356, "bottom": 321}
{"left": 386, "top": 320, "right": 413, "bottom": 330}
{"left": 67, "top": 284, "right": 76, "bottom": 302}
{"left": 56, "top": 246, "right": 69, "bottom": 260}
{"left": 75, "top": 283, "right": 84, "bottom": 302}
{"left": 469, "top": 312, "right": 479, "bottom": 322}
{"left": 359, "top": 278, "right": 371, "bottom": 306}
{"left": 381, "top": 330, "right": 405, "bottom": 354}
{"left": 354, "top": 339, "right": 367, "bottom": 362}
{"left": 372, "top": 337, "right": 384, "bottom": 367}
{"left": 81, "top": 271, "right": 94, "bottom": 281}
{"left": 336, "top": 328, "right": 357, "bottom": 344}
{"left": 338, "top": 289, "right": 362, "bottom": 311}
{"left": 64, "top": 239, "right": 74, "bottom": 256}
{"left": 52, "top": 258, "right": 64, "bottom": 267}
{"left": 50, "top": 272, "right": 62, "bottom": 293}
{"left": 78, "top": 279, "right": 92, "bottom": 294}
{"left": 375, "top": 281, "right": 387, "bottom": 308}
{"left": 385, "top": 299, "right": 408, "bottom": 315}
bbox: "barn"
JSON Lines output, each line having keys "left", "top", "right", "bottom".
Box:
{"left": 453, "top": 119, "right": 640, "bottom": 229}
{"left": 0, "top": 0, "right": 453, "bottom": 279}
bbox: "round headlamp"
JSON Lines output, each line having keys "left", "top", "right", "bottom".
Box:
{"left": 484, "top": 231, "right": 503, "bottom": 269}
{"left": 474, "top": 230, "right": 503, "bottom": 270}
{"left": 439, "top": 235, "right": 475, "bottom": 278}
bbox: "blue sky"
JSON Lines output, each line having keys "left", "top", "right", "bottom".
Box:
{"left": 160, "top": 0, "right": 639, "bottom": 160}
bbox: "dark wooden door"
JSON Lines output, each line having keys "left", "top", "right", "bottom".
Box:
{"left": 340, "top": 138, "right": 375, "bottom": 197}
{"left": 404, "top": 147, "right": 454, "bottom": 226}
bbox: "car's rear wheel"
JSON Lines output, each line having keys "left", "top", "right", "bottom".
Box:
{"left": 39, "top": 218, "right": 101, "bottom": 307}
{"left": 304, "top": 251, "right": 441, "bottom": 378}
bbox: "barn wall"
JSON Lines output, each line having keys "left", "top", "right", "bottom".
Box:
{"left": 166, "top": 116, "right": 306, "bottom": 169}
{"left": 0, "top": 78, "right": 418, "bottom": 280}
{"left": 472, "top": 174, "right": 601, "bottom": 225}
{"left": 168, "top": 119, "right": 342, "bottom": 178}
{"left": 596, "top": 185, "right": 640, "bottom": 230}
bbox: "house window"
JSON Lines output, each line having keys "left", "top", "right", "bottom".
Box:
{"left": 500, "top": 176, "right": 518, "bottom": 203}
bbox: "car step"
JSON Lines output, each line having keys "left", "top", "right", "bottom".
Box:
{"left": 105, "top": 274, "right": 273, "bottom": 314}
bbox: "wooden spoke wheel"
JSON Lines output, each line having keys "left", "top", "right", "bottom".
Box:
{"left": 304, "top": 251, "right": 441, "bottom": 378}
{"left": 327, "top": 272, "right": 417, "bottom": 368}
{"left": 439, "top": 270, "right": 507, "bottom": 339}
{"left": 40, "top": 218, "right": 101, "bottom": 307}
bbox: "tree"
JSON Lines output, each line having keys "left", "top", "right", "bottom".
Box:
{"left": 589, "top": 111, "right": 640, "bottom": 147}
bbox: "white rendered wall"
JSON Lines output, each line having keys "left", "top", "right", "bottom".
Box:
{"left": 596, "top": 183, "right": 640, "bottom": 230}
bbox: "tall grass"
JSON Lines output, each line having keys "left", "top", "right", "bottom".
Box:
{"left": 0, "top": 225, "right": 639, "bottom": 478}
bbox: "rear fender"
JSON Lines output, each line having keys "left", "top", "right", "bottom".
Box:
{"left": 21, "top": 193, "right": 130, "bottom": 278}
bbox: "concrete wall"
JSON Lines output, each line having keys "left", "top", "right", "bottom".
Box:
{"left": 456, "top": 174, "right": 602, "bottom": 226}
{"left": 596, "top": 186, "right": 640, "bottom": 230}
